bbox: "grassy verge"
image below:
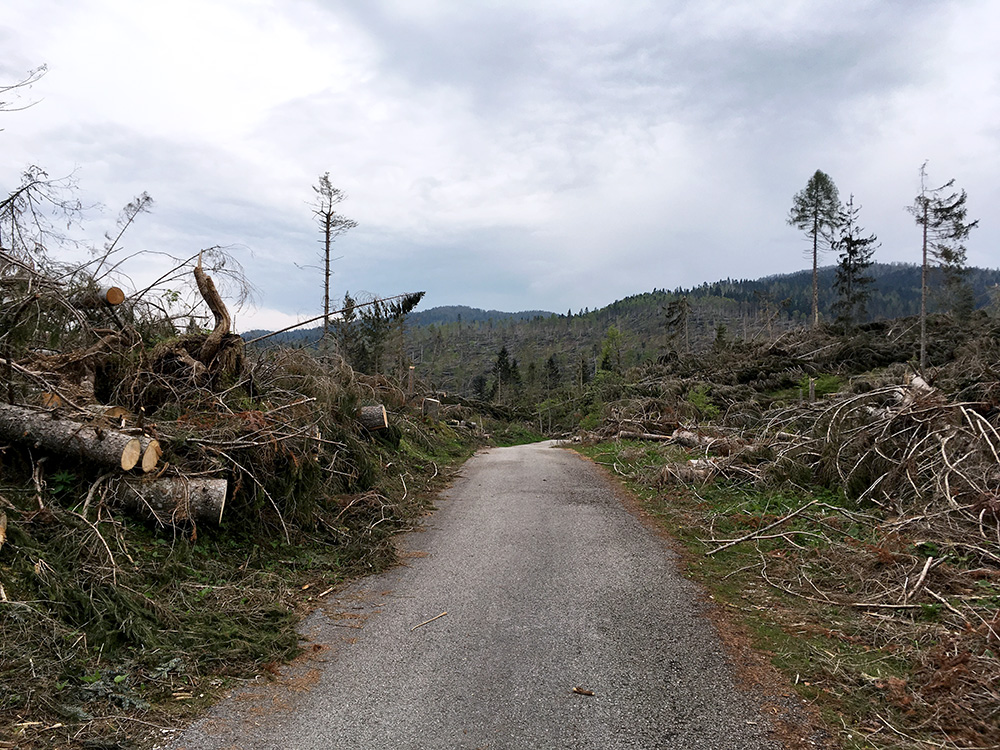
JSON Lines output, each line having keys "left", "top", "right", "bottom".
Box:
{"left": 575, "top": 439, "right": 1000, "bottom": 750}
{"left": 0, "top": 416, "right": 478, "bottom": 750}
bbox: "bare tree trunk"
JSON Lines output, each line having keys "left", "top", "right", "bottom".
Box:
{"left": 812, "top": 211, "right": 820, "bottom": 328}
{"left": 323, "top": 213, "right": 331, "bottom": 346}
{"left": 920, "top": 202, "right": 929, "bottom": 373}
{"left": 194, "top": 253, "right": 231, "bottom": 364}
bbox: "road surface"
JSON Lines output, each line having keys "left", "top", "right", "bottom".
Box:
{"left": 166, "top": 441, "right": 782, "bottom": 749}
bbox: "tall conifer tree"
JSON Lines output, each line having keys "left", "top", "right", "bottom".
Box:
{"left": 831, "top": 195, "right": 878, "bottom": 331}
{"left": 788, "top": 170, "right": 841, "bottom": 327}
{"left": 906, "top": 162, "right": 978, "bottom": 371}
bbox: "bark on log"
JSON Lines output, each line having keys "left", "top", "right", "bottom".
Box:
{"left": 671, "top": 429, "right": 705, "bottom": 449}
{"left": 114, "top": 476, "right": 227, "bottom": 525}
{"left": 0, "top": 403, "right": 158, "bottom": 471}
{"left": 618, "top": 428, "right": 743, "bottom": 456}
{"left": 358, "top": 404, "right": 388, "bottom": 431}
{"left": 616, "top": 430, "right": 674, "bottom": 441}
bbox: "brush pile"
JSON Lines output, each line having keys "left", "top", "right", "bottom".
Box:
{"left": 0, "top": 242, "right": 463, "bottom": 748}
{"left": 591, "top": 313, "right": 1000, "bottom": 748}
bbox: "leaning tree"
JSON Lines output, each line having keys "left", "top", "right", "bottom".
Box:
{"left": 788, "top": 170, "right": 841, "bottom": 328}
{"left": 906, "top": 162, "right": 978, "bottom": 372}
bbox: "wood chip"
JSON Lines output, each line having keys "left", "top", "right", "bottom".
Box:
{"left": 572, "top": 686, "right": 595, "bottom": 696}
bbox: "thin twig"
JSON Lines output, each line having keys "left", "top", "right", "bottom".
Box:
{"left": 410, "top": 611, "right": 447, "bottom": 632}
{"left": 705, "top": 498, "right": 820, "bottom": 556}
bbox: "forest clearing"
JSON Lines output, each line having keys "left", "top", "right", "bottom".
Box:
{"left": 3, "top": 231, "right": 999, "bottom": 748}
{"left": 3, "top": 55, "right": 999, "bottom": 749}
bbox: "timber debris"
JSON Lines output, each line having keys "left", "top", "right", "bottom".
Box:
{"left": 1, "top": 237, "right": 453, "bottom": 749}
{"left": 583, "top": 314, "right": 1000, "bottom": 749}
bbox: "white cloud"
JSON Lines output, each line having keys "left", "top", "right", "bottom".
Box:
{"left": 3, "top": 0, "right": 999, "bottom": 321}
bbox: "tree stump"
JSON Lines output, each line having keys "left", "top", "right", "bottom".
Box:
{"left": 358, "top": 405, "right": 388, "bottom": 431}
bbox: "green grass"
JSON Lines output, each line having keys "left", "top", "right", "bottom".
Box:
{"left": 574, "top": 439, "right": 935, "bottom": 749}
{"left": 491, "top": 422, "right": 545, "bottom": 447}
{"left": 0, "top": 416, "right": 480, "bottom": 750}
{"left": 769, "top": 372, "right": 843, "bottom": 402}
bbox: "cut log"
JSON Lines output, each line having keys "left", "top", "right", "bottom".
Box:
{"left": 358, "top": 404, "right": 388, "bottom": 431}
{"left": 141, "top": 439, "right": 162, "bottom": 473}
{"left": 74, "top": 286, "right": 125, "bottom": 308}
{"left": 0, "top": 403, "right": 153, "bottom": 471}
{"left": 121, "top": 438, "right": 143, "bottom": 471}
{"left": 422, "top": 398, "right": 441, "bottom": 418}
{"left": 671, "top": 429, "right": 704, "bottom": 448}
{"left": 113, "top": 476, "right": 227, "bottom": 525}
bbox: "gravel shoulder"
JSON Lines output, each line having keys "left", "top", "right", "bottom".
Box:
{"left": 164, "top": 441, "right": 786, "bottom": 750}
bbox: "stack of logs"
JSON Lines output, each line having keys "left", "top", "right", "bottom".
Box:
{"left": 0, "top": 263, "right": 234, "bottom": 528}
{"left": 0, "top": 402, "right": 227, "bottom": 526}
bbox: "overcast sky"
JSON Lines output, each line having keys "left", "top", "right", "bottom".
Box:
{"left": 3, "top": 0, "right": 998, "bottom": 331}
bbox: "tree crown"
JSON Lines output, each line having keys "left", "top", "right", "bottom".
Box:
{"left": 788, "top": 169, "right": 841, "bottom": 236}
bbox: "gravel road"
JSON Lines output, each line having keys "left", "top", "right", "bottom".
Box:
{"left": 166, "top": 441, "right": 782, "bottom": 749}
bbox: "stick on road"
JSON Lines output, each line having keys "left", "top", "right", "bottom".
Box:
{"left": 168, "top": 441, "right": 780, "bottom": 749}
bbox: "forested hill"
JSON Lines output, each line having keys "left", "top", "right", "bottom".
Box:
{"left": 240, "top": 306, "right": 556, "bottom": 344}
{"left": 402, "top": 262, "right": 1000, "bottom": 395}
{"left": 244, "top": 263, "right": 999, "bottom": 395}
{"left": 664, "top": 262, "right": 1000, "bottom": 322}
{"left": 408, "top": 306, "right": 554, "bottom": 327}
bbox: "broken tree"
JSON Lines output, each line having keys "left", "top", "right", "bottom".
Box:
{"left": 150, "top": 253, "right": 245, "bottom": 384}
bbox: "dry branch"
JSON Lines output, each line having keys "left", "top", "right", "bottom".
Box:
{"left": 705, "top": 499, "right": 821, "bottom": 556}
{"left": 410, "top": 611, "right": 447, "bottom": 631}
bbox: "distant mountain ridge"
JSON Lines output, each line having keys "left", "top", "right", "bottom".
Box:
{"left": 407, "top": 305, "right": 555, "bottom": 327}
{"left": 243, "top": 262, "right": 1000, "bottom": 350}
{"left": 400, "top": 262, "right": 1000, "bottom": 394}
{"left": 240, "top": 305, "right": 557, "bottom": 344}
